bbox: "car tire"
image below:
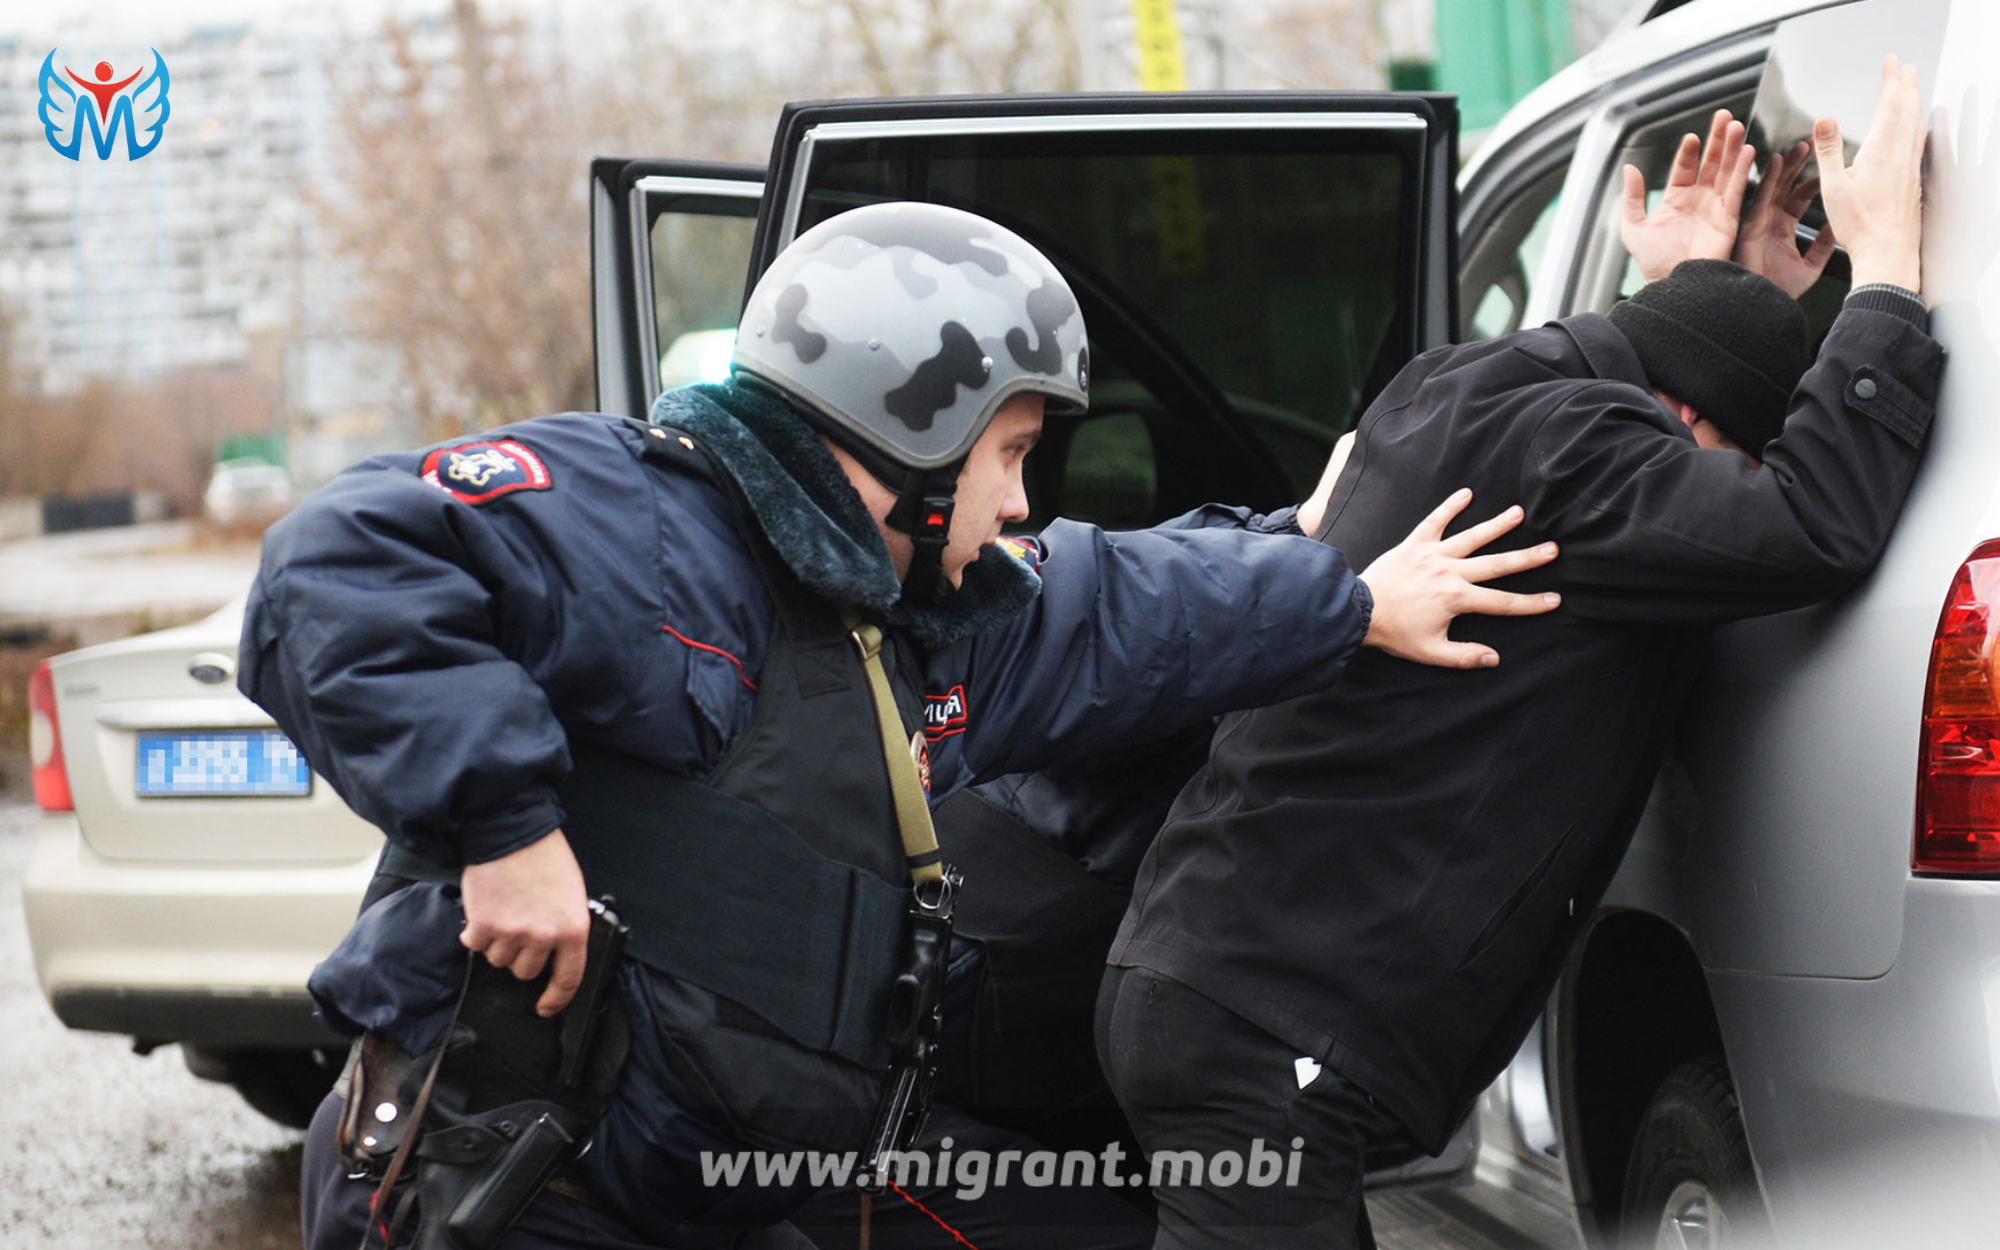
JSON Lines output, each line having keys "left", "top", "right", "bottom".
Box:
{"left": 182, "top": 1045, "right": 338, "bottom": 1129}
{"left": 1621, "top": 1055, "right": 1772, "bottom": 1250}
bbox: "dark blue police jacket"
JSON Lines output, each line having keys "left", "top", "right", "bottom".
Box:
{"left": 238, "top": 378, "right": 1372, "bottom": 1216}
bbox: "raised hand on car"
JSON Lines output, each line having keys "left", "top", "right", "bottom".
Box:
{"left": 1815, "top": 55, "right": 1926, "bottom": 294}
{"left": 1357, "top": 489, "right": 1560, "bottom": 670}
{"left": 1620, "top": 109, "right": 1756, "bottom": 285}
{"left": 1733, "top": 139, "right": 1839, "bottom": 298}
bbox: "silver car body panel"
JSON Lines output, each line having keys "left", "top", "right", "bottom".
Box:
{"left": 1707, "top": 879, "right": 2000, "bottom": 1238}
{"left": 1464, "top": 0, "right": 1854, "bottom": 188}
{"left": 1461, "top": 0, "right": 2000, "bottom": 1238}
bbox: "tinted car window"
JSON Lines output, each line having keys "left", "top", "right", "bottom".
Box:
{"left": 794, "top": 129, "right": 1418, "bottom": 526}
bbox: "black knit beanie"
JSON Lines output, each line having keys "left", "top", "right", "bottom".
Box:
{"left": 1606, "top": 259, "right": 1813, "bottom": 455}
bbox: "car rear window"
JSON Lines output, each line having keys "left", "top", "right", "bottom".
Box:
{"left": 792, "top": 128, "right": 1418, "bottom": 526}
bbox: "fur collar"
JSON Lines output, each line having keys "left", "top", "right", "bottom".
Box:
{"left": 652, "top": 380, "right": 1040, "bottom": 649}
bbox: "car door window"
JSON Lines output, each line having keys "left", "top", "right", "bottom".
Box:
{"left": 796, "top": 135, "right": 1409, "bottom": 522}
{"left": 1606, "top": 182, "right": 1856, "bottom": 335}
{"left": 650, "top": 192, "right": 759, "bottom": 390}
{"left": 758, "top": 102, "right": 1456, "bottom": 528}
{"left": 1570, "top": 0, "right": 1945, "bottom": 334}
{"left": 1567, "top": 83, "right": 1763, "bottom": 317}
{"left": 1461, "top": 165, "right": 1565, "bottom": 341}
{"left": 1062, "top": 411, "right": 1156, "bottom": 530}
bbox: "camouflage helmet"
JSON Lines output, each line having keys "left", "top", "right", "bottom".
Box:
{"left": 732, "top": 202, "right": 1090, "bottom": 473}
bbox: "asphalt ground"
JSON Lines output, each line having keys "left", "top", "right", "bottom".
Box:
{"left": 0, "top": 800, "right": 304, "bottom": 1249}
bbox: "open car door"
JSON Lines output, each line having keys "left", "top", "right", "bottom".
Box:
{"left": 748, "top": 93, "right": 1459, "bottom": 529}
{"left": 748, "top": 90, "right": 1473, "bottom": 1184}
{"left": 593, "top": 97, "right": 1457, "bottom": 527}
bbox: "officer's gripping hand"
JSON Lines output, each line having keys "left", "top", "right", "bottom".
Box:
{"left": 459, "top": 828, "right": 591, "bottom": 1017}
{"left": 1358, "top": 489, "right": 1560, "bottom": 670}
{"left": 1620, "top": 109, "right": 1755, "bottom": 285}
{"left": 1816, "top": 55, "right": 1925, "bottom": 294}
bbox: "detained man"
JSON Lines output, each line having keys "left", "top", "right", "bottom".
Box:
{"left": 1099, "top": 58, "right": 1942, "bottom": 1250}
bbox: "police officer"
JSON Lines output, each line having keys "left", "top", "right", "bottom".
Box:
{"left": 243, "top": 202, "right": 1559, "bottom": 1249}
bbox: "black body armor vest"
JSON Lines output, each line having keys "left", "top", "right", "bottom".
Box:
{"left": 384, "top": 425, "right": 930, "bottom": 1075}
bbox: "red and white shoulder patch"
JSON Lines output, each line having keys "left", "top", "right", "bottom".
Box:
{"left": 420, "top": 439, "right": 552, "bottom": 505}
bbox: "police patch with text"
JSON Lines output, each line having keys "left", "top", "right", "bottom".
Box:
{"left": 925, "top": 685, "right": 968, "bottom": 743}
{"left": 420, "top": 440, "right": 552, "bottom": 505}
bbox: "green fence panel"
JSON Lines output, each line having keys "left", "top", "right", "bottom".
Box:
{"left": 1435, "top": 0, "right": 1573, "bottom": 132}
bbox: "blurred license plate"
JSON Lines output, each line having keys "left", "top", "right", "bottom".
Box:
{"left": 135, "top": 731, "right": 313, "bottom": 797}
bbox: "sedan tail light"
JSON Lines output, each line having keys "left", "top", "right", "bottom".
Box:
{"left": 1915, "top": 540, "right": 2000, "bottom": 875}
{"left": 28, "top": 659, "right": 73, "bottom": 813}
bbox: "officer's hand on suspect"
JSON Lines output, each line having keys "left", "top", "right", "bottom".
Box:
{"left": 1815, "top": 55, "right": 1926, "bottom": 294}
{"left": 1357, "top": 489, "right": 1560, "bottom": 670}
{"left": 1733, "top": 139, "right": 1839, "bottom": 298}
{"left": 458, "top": 827, "right": 591, "bottom": 1017}
{"left": 1621, "top": 109, "right": 1756, "bottom": 285}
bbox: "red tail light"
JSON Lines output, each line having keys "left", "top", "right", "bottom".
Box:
{"left": 28, "top": 660, "right": 73, "bottom": 813}
{"left": 1915, "top": 540, "right": 2000, "bottom": 875}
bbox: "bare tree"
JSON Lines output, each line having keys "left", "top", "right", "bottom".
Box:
{"left": 318, "top": 2, "right": 798, "bottom": 439}
{"left": 319, "top": 7, "right": 592, "bottom": 438}
{"left": 316, "top": 0, "right": 1087, "bottom": 441}
{"left": 795, "top": 0, "right": 1079, "bottom": 96}
{"left": 0, "top": 307, "right": 101, "bottom": 500}
{"left": 1233, "top": 0, "right": 1387, "bottom": 90}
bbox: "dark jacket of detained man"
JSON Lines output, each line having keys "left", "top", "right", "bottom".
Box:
{"left": 1108, "top": 282, "right": 1944, "bottom": 1155}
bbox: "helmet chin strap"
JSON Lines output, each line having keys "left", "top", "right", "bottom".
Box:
{"left": 751, "top": 381, "right": 965, "bottom": 605}
{"left": 884, "top": 466, "right": 960, "bottom": 606}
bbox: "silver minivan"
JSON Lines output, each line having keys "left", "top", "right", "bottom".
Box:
{"left": 1456, "top": 0, "right": 1999, "bottom": 1245}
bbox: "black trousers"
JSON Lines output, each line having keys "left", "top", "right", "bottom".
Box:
{"left": 1095, "top": 966, "right": 1408, "bottom": 1250}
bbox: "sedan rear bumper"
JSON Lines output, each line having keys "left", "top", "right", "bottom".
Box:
{"left": 21, "top": 811, "right": 377, "bottom": 1047}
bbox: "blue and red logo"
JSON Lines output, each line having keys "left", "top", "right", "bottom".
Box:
{"left": 420, "top": 440, "right": 554, "bottom": 505}
{"left": 39, "top": 50, "right": 170, "bottom": 162}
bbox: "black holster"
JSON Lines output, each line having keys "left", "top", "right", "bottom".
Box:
{"left": 411, "top": 1099, "right": 582, "bottom": 1250}
{"left": 338, "top": 913, "right": 630, "bottom": 1249}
